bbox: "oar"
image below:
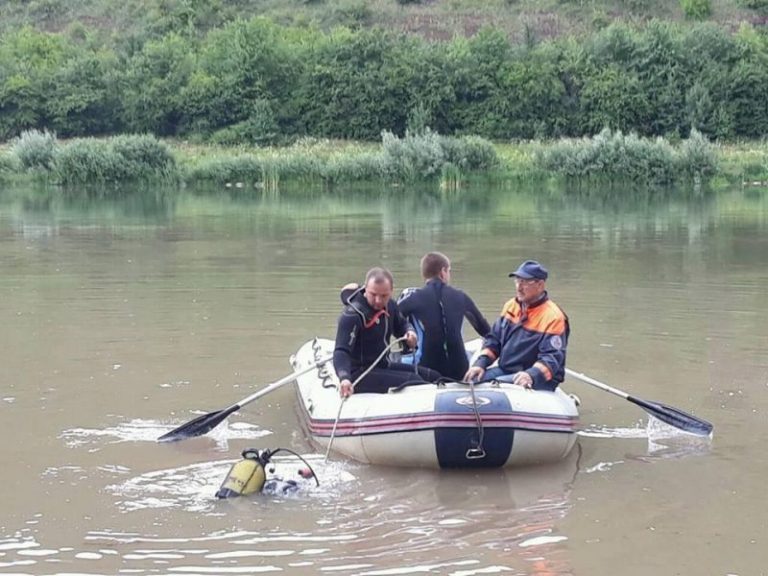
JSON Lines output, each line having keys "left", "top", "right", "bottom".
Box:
{"left": 158, "top": 355, "right": 333, "bottom": 442}
{"left": 565, "top": 368, "right": 713, "bottom": 437}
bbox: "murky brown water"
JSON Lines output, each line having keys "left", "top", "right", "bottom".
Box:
{"left": 1, "top": 184, "right": 766, "bottom": 576}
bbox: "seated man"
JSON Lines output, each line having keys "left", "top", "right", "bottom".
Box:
{"left": 334, "top": 267, "right": 441, "bottom": 396}
{"left": 398, "top": 252, "right": 491, "bottom": 381}
{"left": 464, "top": 260, "right": 569, "bottom": 391}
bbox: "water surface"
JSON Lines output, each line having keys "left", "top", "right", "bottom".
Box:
{"left": 0, "top": 184, "right": 766, "bottom": 576}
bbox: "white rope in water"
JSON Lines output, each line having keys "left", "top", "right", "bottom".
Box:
{"left": 324, "top": 336, "right": 407, "bottom": 462}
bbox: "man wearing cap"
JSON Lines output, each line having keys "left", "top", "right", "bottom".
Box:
{"left": 464, "top": 260, "right": 569, "bottom": 391}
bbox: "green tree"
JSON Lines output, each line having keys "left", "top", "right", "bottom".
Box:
{"left": 295, "top": 28, "right": 418, "bottom": 139}
{"left": 47, "top": 48, "right": 122, "bottom": 136}
{"left": 0, "top": 27, "right": 64, "bottom": 138}
{"left": 120, "top": 33, "right": 196, "bottom": 135}
{"left": 183, "top": 18, "right": 305, "bottom": 138}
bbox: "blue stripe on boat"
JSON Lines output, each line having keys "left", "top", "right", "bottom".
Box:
{"left": 434, "top": 390, "right": 514, "bottom": 468}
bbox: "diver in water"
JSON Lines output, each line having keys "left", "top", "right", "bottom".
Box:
{"left": 216, "top": 448, "right": 318, "bottom": 498}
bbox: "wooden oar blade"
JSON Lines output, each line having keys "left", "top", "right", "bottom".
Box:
{"left": 157, "top": 405, "right": 239, "bottom": 442}
{"left": 629, "top": 396, "right": 713, "bottom": 437}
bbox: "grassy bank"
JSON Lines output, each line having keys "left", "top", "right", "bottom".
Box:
{"left": 2, "top": 129, "right": 766, "bottom": 194}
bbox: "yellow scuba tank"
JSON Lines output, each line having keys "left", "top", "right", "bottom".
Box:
{"left": 215, "top": 449, "right": 268, "bottom": 498}
{"left": 215, "top": 447, "right": 320, "bottom": 499}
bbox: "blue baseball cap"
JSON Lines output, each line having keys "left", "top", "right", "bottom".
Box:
{"left": 509, "top": 260, "right": 548, "bottom": 280}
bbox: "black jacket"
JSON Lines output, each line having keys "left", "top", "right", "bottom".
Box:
{"left": 333, "top": 290, "right": 413, "bottom": 382}
{"left": 398, "top": 279, "right": 491, "bottom": 380}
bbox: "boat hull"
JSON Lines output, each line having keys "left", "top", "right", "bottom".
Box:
{"left": 292, "top": 338, "right": 579, "bottom": 468}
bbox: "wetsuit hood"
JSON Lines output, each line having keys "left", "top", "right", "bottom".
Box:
{"left": 341, "top": 285, "right": 389, "bottom": 325}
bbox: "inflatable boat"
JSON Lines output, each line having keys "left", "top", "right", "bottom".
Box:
{"left": 291, "top": 338, "right": 580, "bottom": 468}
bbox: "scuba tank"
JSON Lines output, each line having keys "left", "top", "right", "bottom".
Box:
{"left": 215, "top": 447, "right": 319, "bottom": 499}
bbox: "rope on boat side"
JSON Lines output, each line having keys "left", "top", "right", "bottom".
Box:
{"left": 465, "top": 379, "right": 486, "bottom": 459}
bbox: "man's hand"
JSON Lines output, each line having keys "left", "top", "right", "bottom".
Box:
{"left": 339, "top": 379, "right": 353, "bottom": 398}
{"left": 404, "top": 330, "right": 418, "bottom": 349}
{"left": 513, "top": 371, "right": 533, "bottom": 389}
{"left": 464, "top": 366, "right": 485, "bottom": 383}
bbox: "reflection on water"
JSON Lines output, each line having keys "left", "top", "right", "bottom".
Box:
{"left": 2, "top": 181, "right": 765, "bottom": 230}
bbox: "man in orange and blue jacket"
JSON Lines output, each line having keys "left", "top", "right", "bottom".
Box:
{"left": 464, "top": 260, "right": 569, "bottom": 391}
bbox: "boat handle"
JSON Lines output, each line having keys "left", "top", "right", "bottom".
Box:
{"left": 465, "top": 447, "right": 486, "bottom": 459}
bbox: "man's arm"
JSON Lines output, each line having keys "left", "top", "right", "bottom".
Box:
{"left": 391, "top": 301, "right": 418, "bottom": 349}
{"left": 333, "top": 311, "right": 359, "bottom": 384}
{"left": 527, "top": 317, "right": 568, "bottom": 389}
{"left": 462, "top": 292, "right": 491, "bottom": 337}
{"left": 474, "top": 313, "right": 505, "bottom": 369}
{"left": 464, "top": 315, "right": 503, "bottom": 381}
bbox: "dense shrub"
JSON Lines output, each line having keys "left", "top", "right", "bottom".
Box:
{"left": 677, "top": 128, "right": 719, "bottom": 178}
{"left": 381, "top": 129, "right": 446, "bottom": 180}
{"left": 209, "top": 100, "right": 280, "bottom": 146}
{"left": 439, "top": 135, "right": 499, "bottom": 171}
{"left": 680, "top": 0, "right": 711, "bottom": 19}
{"left": 534, "top": 128, "right": 711, "bottom": 185}
{"left": 55, "top": 134, "right": 176, "bottom": 183}
{"left": 0, "top": 152, "right": 20, "bottom": 177}
{"left": 11, "top": 129, "right": 58, "bottom": 170}
{"left": 55, "top": 138, "right": 123, "bottom": 183}
{"left": 111, "top": 134, "right": 176, "bottom": 177}
{"left": 379, "top": 129, "right": 498, "bottom": 181}
{"left": 738, "top": 0, "right": 768, "bottom": 9}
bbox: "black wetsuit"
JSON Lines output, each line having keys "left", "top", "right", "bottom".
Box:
{"left": 397, "top": 279, "right": 491, "bottom": 381}
{"left": 333, "top": 290, "right": 440, "bottom": 393}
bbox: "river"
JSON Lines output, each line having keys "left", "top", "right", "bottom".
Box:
{"left": 0, "top": 183, "right": 766, "bottom": 576}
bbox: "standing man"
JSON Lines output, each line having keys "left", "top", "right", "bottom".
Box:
{"left": 398, "top": 252, "right": 491, "bottom": 381}
{"left": 464, "top": 260, "right": 569, "bottom": 391}
{"left": 334, "top": 267, "right": 441, "bottom": 397}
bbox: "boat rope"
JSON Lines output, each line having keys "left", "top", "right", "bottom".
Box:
{"left": 465, "top": 378, "right": 486, "bottom": 459}
{"left": 324, "top": 336, "right": 407, "bottom": 463}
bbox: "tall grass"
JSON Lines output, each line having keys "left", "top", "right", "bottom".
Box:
{"left": 1, "top": 129, "right": 745, "bottom": 192}
{"left": 184, "top": 130, "right": 499, "bottom": 187}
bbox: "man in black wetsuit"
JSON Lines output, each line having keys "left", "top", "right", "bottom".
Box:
{"left": 334, "top": 267, "right": 441, "bottom": 396}
{"left": 398, "top": 252, "right": 491, "bottom": 381}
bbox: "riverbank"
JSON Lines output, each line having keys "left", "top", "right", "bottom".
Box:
{"left": 1, "top": 130, "right": 766, "bottom": 193}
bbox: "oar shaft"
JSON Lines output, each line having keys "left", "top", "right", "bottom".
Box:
{"left": 158, "top": 353, "right": 335, "bottom": 442}
{"left": 232, "top": 354, "right": 333, "bottom": 411}
{"left": 565, "top": 368, "right": 630, "bottom": 400}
